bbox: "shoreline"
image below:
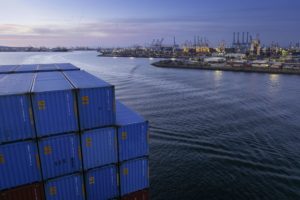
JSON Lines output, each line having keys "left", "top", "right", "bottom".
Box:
{"left": 152, "top": 61, "right": 300, "bottom": 75}
{"left": 98, "top": 54, "right": 181, "bottom": 59}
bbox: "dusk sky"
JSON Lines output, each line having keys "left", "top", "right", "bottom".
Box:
{"left": 0, "top": 0, "right": 299, "bottom": 47}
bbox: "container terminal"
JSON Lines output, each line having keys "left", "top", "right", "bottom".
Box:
{"left": 0, "top": 63, "right": 149, "bottom": 200}
{"left": 97, "top": 33, "right": 300, "bottom": 75}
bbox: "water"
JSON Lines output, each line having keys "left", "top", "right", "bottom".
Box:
{"left": 1, "top": 51, "right": 300, "bottom": 199}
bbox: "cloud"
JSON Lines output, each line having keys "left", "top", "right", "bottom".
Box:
{"left": 0, "top": 23, "right": 109, "bottom": 38}
{"left": 0, "top": 15, "right": 299, "bottom": 47}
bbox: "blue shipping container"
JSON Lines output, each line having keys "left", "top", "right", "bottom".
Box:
{"left": 45, "top": 173, "right": 84, "bottom": 200}
{"left": 0, "top": 73, "right": 36, "bottom": 143}
{"left": 12, "top": 63, "right": 79, "bottom": 73}
{"left": 38, "top": 133, "right": 81, "bottom": 179}
{"left": 116, "top": 101, "right": 149, "bottom": 161}
{"left": 14, "top": 64, "right": 38, "bottom": 73}
{"left": 36, "top": 64, "right": 59, "bottom": 72}
{"left": 55, "top": 63, "right": 80, "bottom": 71}
{"left": 85, "top": 165, "right": 119, "bottom": 200}
{"left": 81, "top": 127, "right": 117, "bottom": 170}
{"left": 0, "top": 141, "right": 41, "bottom": 190}
{"left": 120, "top": 158, "right": 149, "bottom": 196}
{"left": 31, "top": 72, "right": 78, "bottom": 137}
{"left": 0, "top": 65, "right": 18, "bottom": 74}
{"left": 63, "top": 70, "right": 115, "bottom": 130}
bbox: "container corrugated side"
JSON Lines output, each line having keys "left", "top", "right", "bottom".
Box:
{"left": 63, "top": 70, "right": 115, "bottom": 130}
{"left": 38, "top": 133, "right": 81, "bottom": 179}
{"left": 121, "top": 189, "right": 149, "bottom": 200}
{"left": 31, "top": 72, "right": 78, "bottom": 137}
{"left": 45, "top": 173, "right": 84, "bottom": 200}
{"left": 116, "top": 101, "right": 149, "bottom": 161}
{"left": 0, "top": 65, "right": 18, "bottom": 74}
{"left": 55, "top": 63, "right": 80, "bottom": 71}
{"left": 0, "top": 73, "right": 36, "bottom": 143}
{"left": 0, "top": 182, "right": 45, "bottom": 200}
{"left": 85, "top": 165, "right": 118, "bottom": 200}
{"left": 0, "top": 141, "right": 41, "bottom": 190}
{"left": 14, "top": 64, "right": 38, "bottom": 73}
{"left": 81, "top": 127, "right": 117, "bottom": 170}
{"left": 120, "top": 158, "right": 149, "bottom": 196}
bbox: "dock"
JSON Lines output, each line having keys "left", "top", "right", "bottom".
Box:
{"left": 152, "top": 60, "right": 300, "bottom": 75}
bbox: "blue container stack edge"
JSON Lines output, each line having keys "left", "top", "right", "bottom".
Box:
{"left": 0, "top": 63, "right": 149, "bottom": 200}
{"left": 116, "top": 101, "right": 149, "bottom": 162}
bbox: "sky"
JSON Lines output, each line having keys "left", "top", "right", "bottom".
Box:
{"left": 0, "top": 0, "right": 299, "bottom": 47}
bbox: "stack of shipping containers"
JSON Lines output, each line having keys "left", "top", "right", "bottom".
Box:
{"left": 0, "top": 63, "right": 149, "bottom": 200}
{"left": 0, "top": 73, "right": 44, "bottom": 199}
{"left": 64, "top": 70, "right": 118, "bottom": 200}
{"left": 115, "top": 102, "right": 149, "bottom": 199}
{"left": 33, "top": 71, "right": 84, "bottom": 200}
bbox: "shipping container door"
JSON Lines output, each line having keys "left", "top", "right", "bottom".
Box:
{"left": 0, "top": 141, "right": 41, "bottom": 190}
{"left": 32, "top": 72, "right": 78, "bottom": 137}
{"left": 45, "top": 174, "right": 84, "bottom": 200}
{"left": 38, "top": 134, "right": 81, "bottom": 179}
{"left": 120, "top": 158, "right": 149, "bottom": 196}
{"left": 81, "top": 127, "right": 117, "bottom": 170}
{"left": 85, "top": 165, "right": 118, "bottom": 200}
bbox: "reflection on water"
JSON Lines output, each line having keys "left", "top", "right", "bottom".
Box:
{"left": 268, "top": 74, "right": 281, "bottom": 95}
{"left": 214, "top": 70, "right": 223, "bottom": 81}
{"left": 269, "top": 74, "right": 279, "bottom": 83}
{"left": 213, "top": 70, "right": 223, "bottom": 88}
{"left": 0, "top": 52, "right": 300, "bottom": 200}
